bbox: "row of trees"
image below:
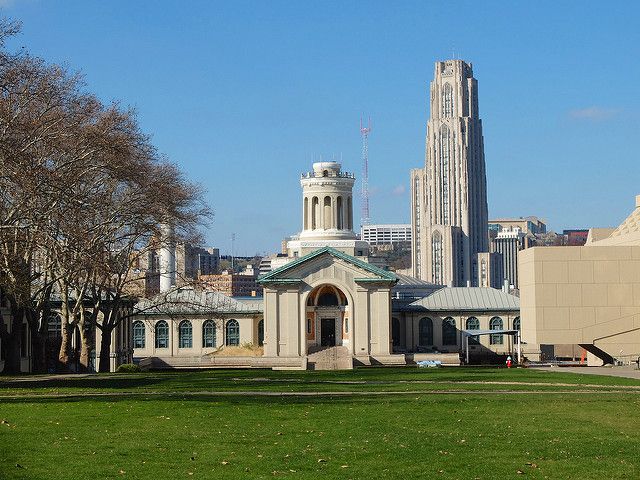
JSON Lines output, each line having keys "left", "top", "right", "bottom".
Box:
{"left": 0, "top": 20, "right": 210, "bottom": 373}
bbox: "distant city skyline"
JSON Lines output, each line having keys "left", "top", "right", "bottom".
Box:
{"left": 4, "top": 1, "right": 639, "bottom": 255}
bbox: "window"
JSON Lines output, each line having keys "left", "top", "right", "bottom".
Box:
{"left": 490, "top": 317, "right": 503, "bottom": 345}
{"left": 323, "top": 196, "right": 331, "bottom": 229}
{"left": 179, "top": 321, "right": 192, "bottom": 348}
{"left": 439, "top": 125, "right": 451, "bottom": 224}
{"left": 155, "top": 320, "right": 169, "bottom": 348}
{"left": 48, "top": 315, "right": 62, "bottom": 338}
{"left": 344, "top": 318, "right": 348, "bottom": 334}
{"left": 226, "top": 319, "right": 239, "bottom": 346}
{"left": 442, "top": 317, "right": 457, "bottom": 345}
{"left": 418, "top": 317, "right": 433, "bottom": 346}
{"left": 466, "top": 317, "right": 480, "bottom": 344}
{"left": 258, "top": 319, "right": 264, "bottom": 346}
{"left": 312, "top": 197, "right": 319, "bottom": 229}
{"left": 203, "top": 320, "right": 216, "bottom": 348}
{"left": 442, "top": 83, "right": 453, "bottom": 117}
{"left": 432, "top": 231, "right": 443, "bottom": 284}
{"left": 513, "top": 317, "right": 520, "bottom": 331}
{"left": 307, "top": 318, "right": 312, "bottom": 334}
{"left": 392, "top": 318, "right": 400, "bottom": 347}
{"left": 317, "top": 292, "right": 338, "bottom": 306}
{"left": 132, "top": 321, "right": 145, "bottom": 349}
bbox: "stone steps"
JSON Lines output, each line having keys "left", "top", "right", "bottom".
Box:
{"left": 307, "top": 346, "right": 353, "bottom": 370}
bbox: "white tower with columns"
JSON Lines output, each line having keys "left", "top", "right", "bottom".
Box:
{"left": 287, "top": 161, "right": 370, "bottom": 257}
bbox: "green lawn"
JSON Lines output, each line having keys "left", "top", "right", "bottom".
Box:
{"left": 1, "top": 368, "right": 640, "bottom": 479}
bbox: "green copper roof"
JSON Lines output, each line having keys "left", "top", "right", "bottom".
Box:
{"left": 258, "top": 246, "right": 397, "bottom": 284}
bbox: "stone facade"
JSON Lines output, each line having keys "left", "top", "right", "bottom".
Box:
{"left": 411, "top": 59, "right": 490, "bottom": 287}
{"left": 259, "top": 247, "right": 398, "bottom": 365}
{"left": 287, "top": 161, "right": 369, "bottom": 258}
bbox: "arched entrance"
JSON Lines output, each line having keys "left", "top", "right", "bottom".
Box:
{"left": 306, "top": 284, "right": 349, "bottom": 352}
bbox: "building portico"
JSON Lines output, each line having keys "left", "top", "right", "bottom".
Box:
{"left": 259, "top": 247, "right": 398, "bottom": 366}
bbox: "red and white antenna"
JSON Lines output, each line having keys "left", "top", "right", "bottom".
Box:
{"left": 360, "top": 117, "right": 371, "bottom": 227}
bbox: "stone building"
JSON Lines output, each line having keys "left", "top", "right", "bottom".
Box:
{"left": 286, "top": 161, "right": 369, "bottom": 258}
{"left": 130, "top": 160, "right": 521, "bottom": 369}
{"left": 411, "top": 59, "right": 492, "bottom": 287}
{"left": 199, "top": 272, "right": 260, "bottom": 297}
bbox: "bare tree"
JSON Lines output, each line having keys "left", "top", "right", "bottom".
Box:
{"left": 0, "top": 18, "right": 211, "bottom": 373}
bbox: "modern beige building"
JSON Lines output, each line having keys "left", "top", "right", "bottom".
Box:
{"left": 411, "top": 59, "right": 491, "bottom": 287}
{"left": 520, "top": 194, "right": 640, "bottom": 364}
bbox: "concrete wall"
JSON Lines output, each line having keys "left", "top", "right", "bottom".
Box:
{"left": 519, "top": 246, "right": 640, "bottom": 361}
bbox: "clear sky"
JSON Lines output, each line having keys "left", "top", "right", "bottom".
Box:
{"left": 3, "top": 1, "right": 639, "bottom": 255}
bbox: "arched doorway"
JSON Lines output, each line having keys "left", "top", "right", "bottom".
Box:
{"left": 306, "top": 284, "right": 349, "bottom": 352}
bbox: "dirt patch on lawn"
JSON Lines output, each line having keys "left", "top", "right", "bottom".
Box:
{"left": 206, "top": 345, "right": 264, "bottom": 357}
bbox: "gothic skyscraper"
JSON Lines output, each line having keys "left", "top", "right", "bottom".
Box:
{"left": 411, "top": 59, "right": 490, "bottom": 286}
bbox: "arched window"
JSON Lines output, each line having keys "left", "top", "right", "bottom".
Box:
{"left": 336, "top": 196, "right": 343, "bottom": 229}
{"left": 442, "top": 317, "right": 457, "bottom": 345}
{"left": 47, "top": 315, "right": 62, "bottom": 338}
{"left": 307, "top": 318, "right": 312, "bottom": 334}
{"left": 317, "top": 292, "right": 339, "bottom": 306}
{"left": 347, "top": 197, "right": 352, "bottom": 229}
{"left": 392, "top": 318, "right": 401, "bottom": 348}
{"left": 203, "top": 320, "right": 216, "bottom": 348}
{"left": 466, "top": 317, "right": 480, "bottom": 344}
{"left": 442, "top": 83, "right": 454, "bottom": 117}
{"left": 178, "top": 320, "right": 192, "bottom": 348}
{"left": 226, "top": 319, "right": 240, "bottom": 346}
{"left": 132, "top": 321, "right": 145, "bottom": 349}
{"left": 257, "top": 319, "right": 264, "bottom": 346}
{"left": 303, "top": 197, "right": 309, "bottom": 230}
{"left": 418, "top": 317, "right": 433, "bottom": 346}
{"left": 312, "top": 197, "right": 319, "bottom": 229}
{"left": 344, "top": 318, "right": 349, "bottom": 334}
{"left": 155, "top": 320, "right": 169, "bottom": 349}
{"left": 323, "top": 196, "right": 331, "bottom": 229}
{"left": 490, "top": 316, "right": 503, "bottom": 345}
{"left": 513, "top": 317, "right": 520, "bottom": 331}
{"left": 432, "top": 231, "right": 443, "bottom": 285}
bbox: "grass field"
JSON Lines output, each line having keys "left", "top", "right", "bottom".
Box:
{"left": 1, "top": 367, "right": 640, "bottom": 479}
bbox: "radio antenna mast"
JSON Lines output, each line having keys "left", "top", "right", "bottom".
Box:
{"left": 360, "top": 117, "right": 372, "bottom": 227}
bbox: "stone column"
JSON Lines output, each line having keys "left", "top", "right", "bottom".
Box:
{"left": 353, "top": 287, "right": 370, "bottom": 356}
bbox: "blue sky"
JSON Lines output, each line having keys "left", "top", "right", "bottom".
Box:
{"left": 3, "top": 1, "right": 639, "bottom": 255}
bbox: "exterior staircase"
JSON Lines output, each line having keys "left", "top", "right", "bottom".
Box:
{"left": 307, "top": 346, "right": 353, "bottom": 370}
{"left": 579, "top": 343, "right": 615, "bottom": 366}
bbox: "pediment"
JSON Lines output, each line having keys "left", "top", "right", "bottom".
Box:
{"left": 258, "top": 247, "right": 397, "bottom": 286}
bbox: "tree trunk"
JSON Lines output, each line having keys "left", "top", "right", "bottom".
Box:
{"left": 58, "top": 320, "right": 74, "bottom": 371}
{"left": 78, "top": 322, "right": 93, "bottom": 372}
{"left": 98, "top": 326, "right": 113, "bottom": 373}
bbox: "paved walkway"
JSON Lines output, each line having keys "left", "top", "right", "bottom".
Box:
{"left": 533, "top": 365, "right": 640, "bottom": 380}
